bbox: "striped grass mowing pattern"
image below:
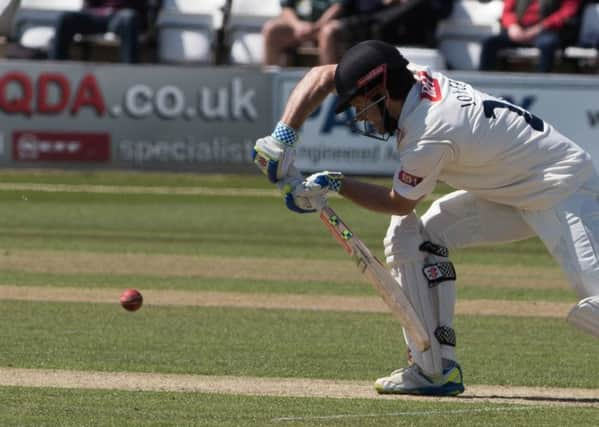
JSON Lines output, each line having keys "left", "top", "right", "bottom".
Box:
{"left": 0, "top": 171, "right": 596, "bottom": 427}
{"left": 2, "top": 385, "right": 599, "bottom": 427}
{"left": 0, "top": 285, "right": 576, "bottom": 318}
{"left": 0, "top": 249, "right": 569, "bottom": 288}
{"left": 1, "top": 300, "right": 598, "bottom": 388}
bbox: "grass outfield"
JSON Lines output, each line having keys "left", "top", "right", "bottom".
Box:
{"left": 0, "top": 170, "right": 597, "bottom": 426}
{"left": 2, "top": 387, "right": 599, "bottom": 427}
{"left": 3, "top": 387, "right": 598, "bottom": 427}
{"left": 1, "top": 300, "right": 598, "bottom": 387}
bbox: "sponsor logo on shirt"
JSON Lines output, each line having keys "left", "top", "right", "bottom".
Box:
{"left": 418, "top": 71, "right": 442, "bottom": 102}
{"left": 398, "top": 170, "right": 423, "bottom": 187}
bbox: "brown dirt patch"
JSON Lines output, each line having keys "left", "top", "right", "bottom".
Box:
{"left": 0, "top": 286, "right": 573, "bottom": 318}
{"left": 0, "top": 182, "right": 281, "bottom": 197}
{"left": 0, "top": 183, "right": 591, "bottom": 408}
{"left": 0, "top": 249, "right": 568, "bottom": 290}
{"left": 0, "top": 284, "right": 589, "bottom": 408}
{"left": 1, "top": 367, "right": 597, "bottom": 407}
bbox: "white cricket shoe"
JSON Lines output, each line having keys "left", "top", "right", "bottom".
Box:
{"left": 567, "top": 295, "right": 599, "bottom": 338}
{"left": 374, "top": 360, "right": 464, "bottom": 396}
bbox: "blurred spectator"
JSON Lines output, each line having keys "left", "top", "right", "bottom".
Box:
{"left": 320, "top": 0, "right": 454, "bottom": 64}
{"left": 264, "top": 0, "right": 453, "bottom": 66}
{"left": 479, "top": 0, "right": 583, "bottom": 73}
{"left": 262, "top": 0, "right": 344, "bottom": 66}
{"left": 369, "top": 0, "right": 454, "bottom": 48}
{"left": 321, "top": 0, "right": 454, "bottom": 64}
{"left": 49, "top": 0, "right": 150, "bottom": 63}
{"left": 577, "top": 0, "right": 599, "bottom": 49}
{"left": 317, "top": 0, "right": 388, "bottom": 63}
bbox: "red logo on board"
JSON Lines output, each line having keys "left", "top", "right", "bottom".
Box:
{"left": 13, "top": 131, "right": 110, "bottom": 162}
{"left": 418, "top": 71, "right": 442, "bottom": 102}
{"left": 398, "top": 170, "right": 423, "bottom": 187}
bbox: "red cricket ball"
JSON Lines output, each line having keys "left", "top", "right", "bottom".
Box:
{"left": 120, "top": 288, "right": 143, "bottom": 311}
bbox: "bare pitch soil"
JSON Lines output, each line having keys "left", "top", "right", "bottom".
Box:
{"left": 0, "top": 285, "right": 573, "bottom": 318}
{"left": 0, "top": 249, "right": 569, "bottom": 289}
{"left": 1, "top": 367, "right": 598, "bottom": 408}
{"left": 0, "top": 249, "right": 587, "bottom": 407}
{"left": 0, "top": 285, "right": 591, "bottom": 407}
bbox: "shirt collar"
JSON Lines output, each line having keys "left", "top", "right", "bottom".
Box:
{"left": 397, "top": 80, "right": 421, "bottom": 128}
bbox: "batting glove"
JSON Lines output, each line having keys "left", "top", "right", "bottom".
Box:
{"left": 285, "top": 191, "right": 326, "bottom": 214}
{"left": 304, "top": 171, "right": 344, "bottom": 195}
{"left": 252, "top": 121, "right": 298, "bottom": 183}
{"left": 280, "top": 174, "right": 326, "bottom": 214}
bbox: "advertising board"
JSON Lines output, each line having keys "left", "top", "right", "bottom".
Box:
{"left": 0, "top": 61, "right": 597, "bottom": 175}
{"left": 275, "top": 70, "right": 599, "bottom": 175}
{"left": 0, "top": 62, "right": 272, "bottom": 171}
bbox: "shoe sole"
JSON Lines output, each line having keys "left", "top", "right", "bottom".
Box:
{"left": 374, "top": 383, "right": 465, "bottom": 397}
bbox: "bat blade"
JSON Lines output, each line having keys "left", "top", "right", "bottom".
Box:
{"left": 320, "top": 206, "right": 430, "bottom": 352}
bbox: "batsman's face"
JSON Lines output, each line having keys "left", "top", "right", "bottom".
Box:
{"left": 352, "top": 95, "right": 385, "bottom": 132}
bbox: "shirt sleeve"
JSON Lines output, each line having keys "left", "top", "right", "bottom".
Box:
{"left": 501, "top": 0, "right": 518, "bottom": 28}
{"left": 542, "top": 0, "right": 581, "bottom": 30}
{"left": 393, "top": 142, "right": 453, "bottom": 200}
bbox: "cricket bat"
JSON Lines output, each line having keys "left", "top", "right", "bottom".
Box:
{"left": 320, "top": 205, "right": 431, "bottom": 352}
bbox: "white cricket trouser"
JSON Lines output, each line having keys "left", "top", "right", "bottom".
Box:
{"left": 427, "top": 173, "right": 599, "bottom": 299}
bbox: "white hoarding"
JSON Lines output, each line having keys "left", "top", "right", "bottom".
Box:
{"left": 275, "top": 70, "right": 599, "bottom": 175}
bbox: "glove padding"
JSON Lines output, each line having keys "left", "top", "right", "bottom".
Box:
{"left": 285, "top": 190, "right": 326, "bottom": 214}
{"left": 302, "top": 171, "right": 344, "bottom": 197}
{"left": 280, "top": 171, "right": 326, "bottom": 214}
{"left": 253, "top": 136, "right": 296, "bottom": 183}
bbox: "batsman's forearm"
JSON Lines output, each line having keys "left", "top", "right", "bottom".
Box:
{"left": 339, "top": 177, "right": 417, "bottom": 216}
{"left": 280, "top": 65, "right": 337, "bottom": 130}
{"left": 339, "top": 178, "right": 396, "bottom": 213}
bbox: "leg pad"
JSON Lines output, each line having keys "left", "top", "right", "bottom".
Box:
{"left": 423, "top": 262, "right": 457, "bottom": 287}
{"left": 419, "top": 241, "right": 449, "bottom": 257}
{"left": 567, "top": 296, "right": 599, "bottom": 338}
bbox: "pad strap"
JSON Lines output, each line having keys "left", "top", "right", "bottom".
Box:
{"left": 434, "top": 326, "right": 456, "bottom": 347}
{"left": 422, "top": 262, "right": 456, "bottom": 287}
{"left": 419, "top": 241, "right": 449, "bottom": 257}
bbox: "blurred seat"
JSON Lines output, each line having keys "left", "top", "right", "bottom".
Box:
{"left": 0, "top": 0, "right": 20, "bottom": 38}
{"left": 401, "top": 46, "right": 446, "bottom": 70}
{"left": 495, "top": 2, "right": 599, "bottom": 72}
{"left": 227, "top": 0, "right": 280, "bottom": 65}
{"left": 436, "top": 0, "right": 503, "bottom": 70}
{"left": 12, "top": 0, "right": 83, "bottom": 51}
{"left": 563, "top": 3, "right": 599, "bottom": 70}
{"left": 156, "top": 0, "right": 223, "bottom": 64}
{"left": 577, "top": 2, "right": 599, "bottom": 47}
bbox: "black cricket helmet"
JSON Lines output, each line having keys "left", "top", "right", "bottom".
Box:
{"left": 334, "top": 40, "right": 413, "bottom": 140}
{"left": 334, "top": 40, "right": 411, "bottom": 114}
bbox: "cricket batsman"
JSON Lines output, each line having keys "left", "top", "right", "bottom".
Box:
{"left": 252, "top": 40, "right": 599, "bottom": 396}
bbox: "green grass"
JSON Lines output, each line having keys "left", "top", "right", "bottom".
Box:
{"left": 0, "top": 169, "right": 274, "bottom": 188}
{"left": 0, "top": 168, "right": 409, "bottom": 189}
{"left": 0, "top": 270, "right": 577, "bottom": 302}
{"left": 3, "top": 387, "right": 598, "bottom": 427}
{"left": 0, "top": 184, "right": 557, "bottom": 266}
{"left": 0, "top": 170, "right": 594, "bottom": 426}
{"left": 1, "top": 300, "right": 597, "bottom": 388}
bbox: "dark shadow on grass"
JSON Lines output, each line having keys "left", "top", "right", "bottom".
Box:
{"left": 456, "top": 394, "right": 599, "bottom": 406}
{"left": 0, "top": 229, "right": 329, "bottom": 249}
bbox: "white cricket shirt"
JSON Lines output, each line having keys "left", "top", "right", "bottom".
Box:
{"left": 392, "top": 67, "right": 593, "bottom": 210}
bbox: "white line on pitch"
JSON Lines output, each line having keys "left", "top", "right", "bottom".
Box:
{"left": 272, "top": 406, "right": 537, "bottom": 422}
{"left": 0, "top": 182, "right": 439, "bottom": 201}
